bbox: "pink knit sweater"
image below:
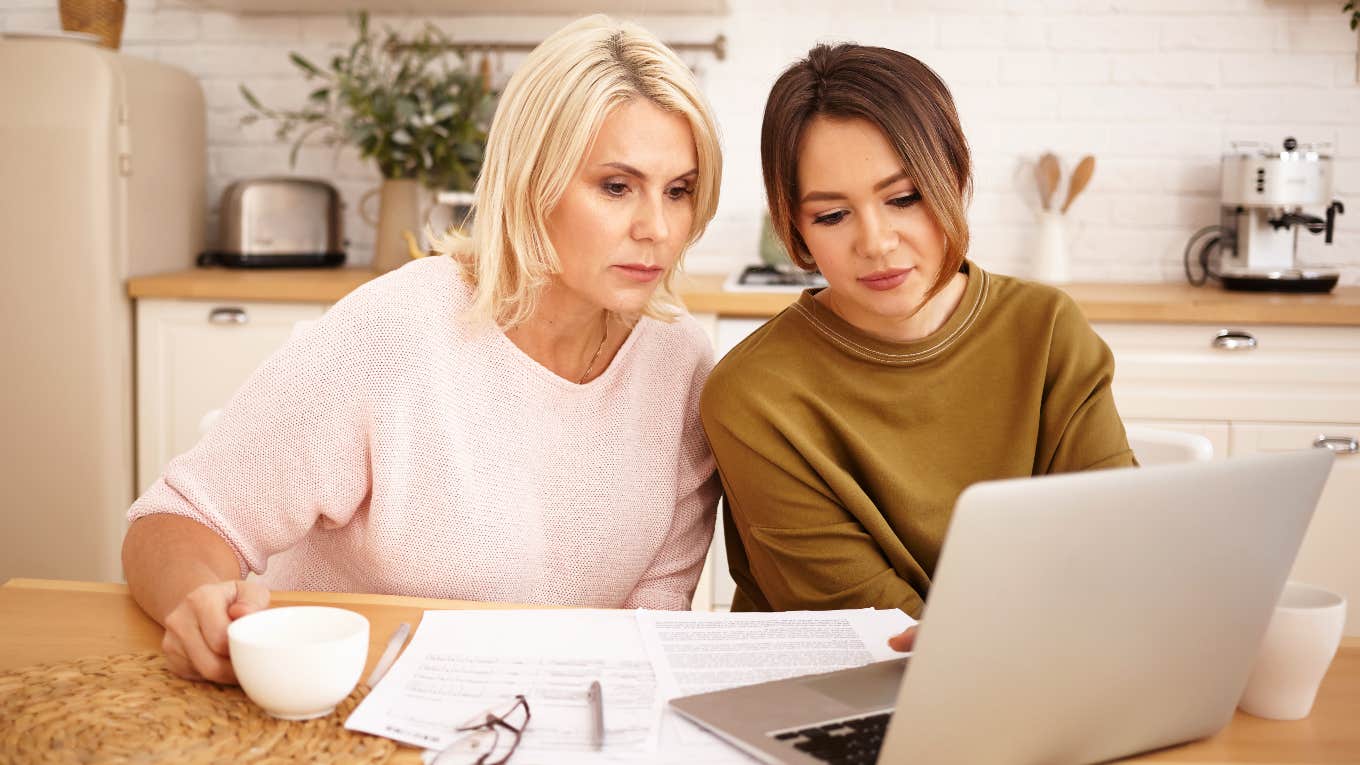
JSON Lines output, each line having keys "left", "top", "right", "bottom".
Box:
{"left": 128, "top": 255, "right": 720, "bottom": 610}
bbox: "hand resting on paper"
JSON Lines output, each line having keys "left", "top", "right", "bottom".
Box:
{"left": 888, "top": 625, "right": 918, "bottom": 653}
{"left": 161, "top": 579, "right": 271, "bottom": 685}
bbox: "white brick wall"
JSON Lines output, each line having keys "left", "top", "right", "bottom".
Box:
{"left": 3, "top": 0, "right": 1358, "bottom": 283}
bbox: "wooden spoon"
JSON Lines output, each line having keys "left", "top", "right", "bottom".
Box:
{"left": 1061, "top": 155, "right": 1096, "bottom": 214}
{"left": 1036, "top": 153, "right": 1061, "bottom": 211}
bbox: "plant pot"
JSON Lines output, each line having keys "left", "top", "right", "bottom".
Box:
{"left": 58, "top": 0, "right": 126, "bottom": 50}
{"left": 361, "top": 179, "right": 430, "bottom": 274}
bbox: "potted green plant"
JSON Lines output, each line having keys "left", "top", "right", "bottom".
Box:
{"left": 241, "top": 12, "right": 497, "bottom": 272}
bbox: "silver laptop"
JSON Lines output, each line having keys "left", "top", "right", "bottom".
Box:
{"left": 671, "top": 450, "right": 1334, "bottom": 765}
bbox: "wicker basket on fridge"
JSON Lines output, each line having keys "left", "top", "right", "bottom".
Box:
{"left": 58, "top": 0, "right": 127, "bottom": 50}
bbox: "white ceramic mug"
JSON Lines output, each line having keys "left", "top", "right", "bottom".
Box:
{"left": 228, "top": 606, "right": 370, "bottom": 720}
{"left": 1238, "top": 581, "right": 1346, "bottom": 720}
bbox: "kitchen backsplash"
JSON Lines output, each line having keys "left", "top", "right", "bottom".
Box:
{"left": 3, "top": 0, "right": 1358, "bottom": 283}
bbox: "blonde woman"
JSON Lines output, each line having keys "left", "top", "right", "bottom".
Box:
{"left": 702, "top": 44, "right": 1133, "bottom": 648}
{"left": 123, "top": 15, "right": 723, "bottom": 684}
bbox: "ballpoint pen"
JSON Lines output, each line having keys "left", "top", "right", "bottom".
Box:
{"left": 588, "top": 680, "right": 605, "bottom": 751}
{"left": 364, "top": 621, "right": 411, "bottom": 689}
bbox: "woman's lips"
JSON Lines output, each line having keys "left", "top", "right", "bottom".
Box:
{"left": 612, "top": 264, "right": 664, "bottom": 283}
{"left": 859, "top": 268, "right": 911, "bottom": 291}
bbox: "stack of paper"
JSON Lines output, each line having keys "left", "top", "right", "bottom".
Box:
{"left": 345, "top": 608, "right": 912, "bottom": 763}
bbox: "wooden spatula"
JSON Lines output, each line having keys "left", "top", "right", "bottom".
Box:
{"left": 1036, "top": 153, "right": 1061, "bottom": 211}
{"left": 1061, "top": 155, "right": 1096, "bottom": 214}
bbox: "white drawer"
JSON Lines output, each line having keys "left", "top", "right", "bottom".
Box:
{"left": 1230, "top": 422, "right": 1360, "bottom": 635}
{"left": 136, "top": 299, "right": 327, "bottom": 492}
{"left": 1095, "top": 323, "right": 1360, "bottom": 424}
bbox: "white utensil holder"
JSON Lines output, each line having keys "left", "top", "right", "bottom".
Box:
{"left": 1033, "top": 211, "right": 1070, "bottom": 284}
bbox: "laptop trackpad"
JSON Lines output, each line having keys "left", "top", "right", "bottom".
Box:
{"left": 801, "top": 659, "right": 909, "bottom": 711}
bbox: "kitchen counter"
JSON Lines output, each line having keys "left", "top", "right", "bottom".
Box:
{"left": 127, "top": 267, "right": 1360, "bottom": 325}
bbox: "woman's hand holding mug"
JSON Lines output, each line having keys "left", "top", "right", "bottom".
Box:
{"left": 161, "top": 579, "right": 271, "bottom": 684}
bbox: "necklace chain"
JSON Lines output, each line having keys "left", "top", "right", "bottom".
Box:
{"left": 577, "top": 312, "right": 609, "bottom": 385}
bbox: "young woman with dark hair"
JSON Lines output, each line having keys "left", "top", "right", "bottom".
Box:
{"left": 701, "top": 44, "right": 1135, "bottom": 642}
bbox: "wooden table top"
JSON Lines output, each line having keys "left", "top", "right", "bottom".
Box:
{"left": 4, "top": 578, "right": 1357, "bottom": 763}
{"left": 126, "top": 267, "right": 1360, "bottom": 326}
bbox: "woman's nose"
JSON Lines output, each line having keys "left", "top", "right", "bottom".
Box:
{"left": 631, "top": 194, "right": 670, "bottom": 242}
{"left": 855, "top": 208, "right": 896, "bottom": 259}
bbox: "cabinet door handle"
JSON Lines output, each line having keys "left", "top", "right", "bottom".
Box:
{"left": 208, "top": 307, "right": 248, "bottom": 325}
{"left": 1212, "top": 330, "right": 1257, "bottom": 351}
{"left": 1313, "top": 435, "right": 1359, "bottom": 455}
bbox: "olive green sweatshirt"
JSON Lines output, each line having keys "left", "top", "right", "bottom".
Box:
{"left": 700, "top": 263, "right": 1135, "bottom": 617}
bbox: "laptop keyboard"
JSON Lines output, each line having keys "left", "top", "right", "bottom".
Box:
{"left": 770, "top": 711, "right": 891, "bottom": 764}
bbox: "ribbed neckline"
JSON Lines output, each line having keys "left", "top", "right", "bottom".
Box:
{"left": 789, "top": 262, "right": 989, "bottom": 366}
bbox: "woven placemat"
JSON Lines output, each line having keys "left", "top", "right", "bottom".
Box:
{"left": 0, "top": 651, "right": 397, "bottom": 764}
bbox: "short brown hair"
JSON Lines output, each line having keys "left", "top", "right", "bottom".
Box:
{"left": 761, "top": 44, "right": 972, "bottom": 299}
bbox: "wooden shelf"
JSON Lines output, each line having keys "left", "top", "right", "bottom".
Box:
{"left": 164, "top": 0, "right": 727, "bottom": 15}
{"left": 127, "top": 267, "right": 1360, "bottom": 326}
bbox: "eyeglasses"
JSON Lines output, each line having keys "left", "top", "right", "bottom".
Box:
{"left": 442, "top": 694, "right": 531, "bottom": 765}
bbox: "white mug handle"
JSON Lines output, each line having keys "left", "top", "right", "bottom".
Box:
{"left": 418, "top": 188, "right": 435, "bottom": 233}
{"left": 359, "top": 187, "right": 381, "bottom": 227}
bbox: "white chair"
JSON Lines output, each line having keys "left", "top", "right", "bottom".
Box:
{"left": 1124, "top": 424, "right": 1214, "bottom": 466}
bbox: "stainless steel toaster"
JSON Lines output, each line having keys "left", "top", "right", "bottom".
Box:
{"left": 199, "top": 177, "right": 346, "bottom": 267}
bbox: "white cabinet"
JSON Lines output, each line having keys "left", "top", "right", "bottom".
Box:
{"left": 135, "top": 299, "right": 325, "bottom": 493}
{"left": 687, "top": 315, "right": 768, "bottom": 611}
{"left": 1094, "top": 322, "right": 1359, "bottom": 634}
{"left": 707, "top": 317, "right": 772, "bottom": 610}
{"left": 1230, "top": 422, "right": 1360, "bottom": 635}
{"left": 1095, "top": 323, "right": 1360, "bottom": 423}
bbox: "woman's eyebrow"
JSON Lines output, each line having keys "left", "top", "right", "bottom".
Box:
{"left": 800, "top": 170, "right": 911, "bottom": 204}
{"left": 872, "top": 170, "right": 910, "bottom": 191}
{"left": 600, "top": 162, "right": 699, "bottom": 184}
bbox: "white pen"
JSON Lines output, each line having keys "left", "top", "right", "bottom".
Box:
{"left": 364, "top": 621, "right": 411, "bottom": 688}
{"left": 587, "top": 680, "right": 604, "bottom": 750}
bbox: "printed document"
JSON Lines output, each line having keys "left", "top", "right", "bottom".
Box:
{"left": 636, "top": 609, "right": 912, "bottom": 698}
{"left": 345, "top": 609, "right": 658, "bottom": 762}
{"left": 345, "top": 607, "right": 913, "bottom": 763}
{"left": 637, "top": 609, "right": 913, "bottom": 764}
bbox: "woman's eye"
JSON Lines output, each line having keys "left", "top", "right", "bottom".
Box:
{"left": 890, "top": 192, "right": 922, "bottom": 208}
{"left": 667, "top": 185, "right": 694, "bottom": 200}
{"left": 603, "top": 182, "right": 629, "bottom": 197}
{"left": 813, "top": 210, "right": 847, "bottom": 226}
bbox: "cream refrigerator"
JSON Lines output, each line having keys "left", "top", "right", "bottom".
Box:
{"left": 0, "top": 35, "right": 205, "bottom": 582}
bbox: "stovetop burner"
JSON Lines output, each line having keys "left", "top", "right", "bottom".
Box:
{"left": 724, "top": 264, "right": 828, "bottom": 292}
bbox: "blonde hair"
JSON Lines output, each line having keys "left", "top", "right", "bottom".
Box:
{"left": 434, "top": 15, "right": 722, "bottom": 329}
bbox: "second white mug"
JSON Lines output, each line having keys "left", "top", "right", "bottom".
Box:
{"left": 1238, "top": 581, "right": 1346, "bottom": 721}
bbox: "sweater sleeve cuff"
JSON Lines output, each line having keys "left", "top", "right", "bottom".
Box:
{"left": 127, "top": 479, "right": 257, "bottom": 580}
{"left": 622, "top": 588, "right": 692, "bottom": 611}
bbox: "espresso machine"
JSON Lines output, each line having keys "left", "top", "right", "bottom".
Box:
{"left": 1189, "top": 137, "right": 1346, "bottom": 292}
